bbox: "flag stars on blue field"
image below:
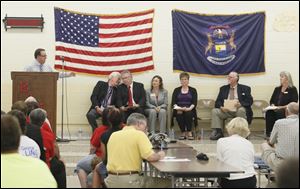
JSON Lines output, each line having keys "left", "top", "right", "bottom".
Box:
{"left": 55, "top": 9, "right": 99, "bottom": 47}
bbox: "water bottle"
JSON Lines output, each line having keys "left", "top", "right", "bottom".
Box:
{"left": 78, "top": 128, "right": 83, "bottom": 140}
{"left": 170, "top": 128, "right": 175, "bottom": 140}
{"left": 198, "top": 128, "right": 204, "bottom": 140}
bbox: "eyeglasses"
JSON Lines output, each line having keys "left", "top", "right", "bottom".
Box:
{"left": 40, "top": 55, "right": 47, "bottom": 57}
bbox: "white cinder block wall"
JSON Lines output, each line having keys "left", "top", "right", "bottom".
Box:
{"left": 1, "top": 1, "right": 299, "bottom": 134}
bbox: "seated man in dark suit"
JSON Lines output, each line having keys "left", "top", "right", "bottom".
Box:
{"left": 210, "top": 72, "right": 253, "bottom": 140}
{"left": 117, "top": 70, "right": 146, "bottom": 122}
{"left": 86, "top": 72, "right": 121, "bottom": 132}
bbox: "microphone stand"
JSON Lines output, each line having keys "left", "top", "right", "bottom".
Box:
{"left": 56, "top": 56, "right": 70, "bottom": 143}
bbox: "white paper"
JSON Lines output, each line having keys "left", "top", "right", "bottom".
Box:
{"left": 173, "top": 105, "right": 182, "bottom": 110}
{"left": 263, "top": 106, "right": 278, "bottom": 112}
{"left": 159, "top": 158, "right": 191, "bottom": 162}
{"left": 224, "top": 99, "right": 238, "bottom": 112}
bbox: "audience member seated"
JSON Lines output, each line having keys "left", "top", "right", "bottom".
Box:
{"left": 210, "top": 71, "right": 253, "bottom": 140}
{"left": 171, "top": 72, "right": 198, "bottom": 140}
{"left": 11, "top": 100, "right": 28, "bottom": 115}
{"left": 145, "top": 75, "right": 168, "bottom": 134}
{"left": 117, "top": 70, "right": 146, "bottom": 122}
{"left": 86, "top": 72, "right": 121, "bottom": 132}
{"left": 25, "top": 100, "right": 39, "bottom": 123}
{"left": 30, "top": 108, "right": 67, "bottom": 188}
{"left": 265, "top": 71, "right": 298, "bottom": 137}
{"left": 104, "top": 113, "right": 171, "bottom": 188}
{"left": 7, "top": 110, "right": 40, "bottom": 159}
{"left": 25, "top": 99, "right": 53, "bottom": 133}
{"left": 276, "top": 157, "right": 299, "bottom": 188}
{"left": 93, "top": 107, "right": 123, "bottom": 188}
{"left": 12, "top": 100, "right": 46, "bottom": 162}
{"left": 261, "top": 102, "right": 299, "bottom": 171}
{"left": 217, "top": 117, "right": 257, "bottom": 188}
{"left": 1, "top": 115, "right": 57, "bottom": 188}
{"left": 75, "top": 108, "right": 111, "bottom": 188}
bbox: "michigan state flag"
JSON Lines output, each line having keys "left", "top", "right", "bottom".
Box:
{"left": 172, "top": 10, "right": 265, "bottom": 76}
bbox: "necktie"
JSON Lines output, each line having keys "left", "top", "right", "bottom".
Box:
{"left": 102, "top": 87, "right": 113, "bottom": 108}
{"left": 128, "top": 86, "right": 133, "bottom": 107}
{"left": 39, "top": 64, "right": 43, "bottom": 72}
{"left": 229, "top": 87, "right": 235, "bottom": 100}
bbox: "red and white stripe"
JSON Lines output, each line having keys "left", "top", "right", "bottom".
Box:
{"left": 55, "top": 9, "right": 154, "bottom": 75}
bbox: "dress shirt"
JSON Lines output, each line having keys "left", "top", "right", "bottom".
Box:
{"left": 227, "top": 85, "right": 238, "bottom": 100}
{"left": 25, "top": 60, "right": 73, "bottom": 78}
{"left": 269, "top": 115, "right": 299, "bottom": 158}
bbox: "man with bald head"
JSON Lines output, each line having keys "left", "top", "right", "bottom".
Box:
{"left": 261, "top": 102, "right": 299, "bottom": 170}
{"left": 210, "top": 71, "right": 253, "bottom": 140}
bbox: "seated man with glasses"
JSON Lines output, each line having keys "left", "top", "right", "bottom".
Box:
{"left": 24, "top": 48, "right": 75, "bottom": 78}
{"left": 210, "top": 71, "right": 253, "bottom": 140}
{"left": 105, "top": 113, "right": 171, "bottom": 188}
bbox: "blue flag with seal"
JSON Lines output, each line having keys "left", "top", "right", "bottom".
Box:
{"left": 172, "top": 10, "right": 265, "bottom": 76}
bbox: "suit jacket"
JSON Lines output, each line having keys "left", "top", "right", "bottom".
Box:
{"left": 270, "top": 86, "right": 298, "bottom": 106}
{"left": 145, "top": 89, "right": 168, "bottom": 109}
{"left": 171, "top": 86, "right": 198, "bottom": 127}
{"left": 215, "top": 84, "right": 253, "bottom": 124}
{"left": 88, "top": 81, "right": 118, "bottom": 112}
{"left": 117, "top": 82, "right": 146, "bottom": 108}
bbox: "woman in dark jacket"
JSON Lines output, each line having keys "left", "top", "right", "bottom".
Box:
{"left": 171, "top": 72, "right": 198, "bottom": 140}
{"left": 265, "top": 71, "right": 298, "bottom": 137}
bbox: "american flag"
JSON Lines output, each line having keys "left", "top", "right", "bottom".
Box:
{"left": 54, "top": 8, "right": 154, "bottom": 75}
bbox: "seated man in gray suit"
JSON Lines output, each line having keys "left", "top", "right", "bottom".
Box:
{"left": 210, "top": 72, "right": 253, "bottom": 140}
{"left": 145, "top": 75, "right": 168, "bottom": 134}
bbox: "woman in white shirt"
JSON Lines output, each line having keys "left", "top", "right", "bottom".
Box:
{"left": 216, "top": 117, "right": 257, "bottom": 188}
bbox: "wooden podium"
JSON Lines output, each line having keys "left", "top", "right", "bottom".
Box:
{"left": 11, "top": 72, "right": 59, "bottom": 135}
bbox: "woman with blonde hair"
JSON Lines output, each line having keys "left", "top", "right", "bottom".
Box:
{"left": 265, "top": 71, "right": 298, "bottom": 137}
{"left": 217, "top": 117, "right": 256, "bottom": 188}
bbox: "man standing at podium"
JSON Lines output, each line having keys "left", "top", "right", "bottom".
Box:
{"left": 25, "top": 48, "right": 76, "bottom": 78}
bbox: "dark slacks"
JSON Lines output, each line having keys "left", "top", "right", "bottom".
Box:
{"left": 50, "top": 156, "right": 67, "bottom": 188}
{"left": 176, "top": 111, "right": 193, "bottom": 132}
{"left": 86, "top": 109, "right": 101, "bottom": 132}
{"left": 265, "top": 109, "right": 285, "bottom": 137}
{"left": 122, "top": 107, "right": 144, "bottom": 123}
{"left": 219, "top": 175, "right": 257, "bottom": 188}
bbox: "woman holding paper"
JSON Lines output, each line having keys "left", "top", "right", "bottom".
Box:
{"left": 265, "top": 71, "right": 298, "bottom": 137}
{"left": 171, "top": 72, "right": 198, "bottom": 140}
